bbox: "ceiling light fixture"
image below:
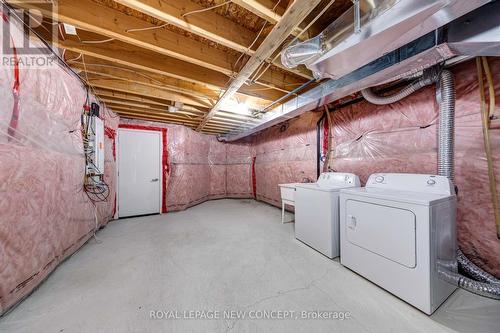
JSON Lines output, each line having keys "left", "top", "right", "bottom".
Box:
{"left": 234, "top": 102, "right": 249, "bottom": 115}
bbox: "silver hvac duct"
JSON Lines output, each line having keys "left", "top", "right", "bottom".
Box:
{"left": 281, "top": 0, "right": 491, "bottom": 80}
{"left": 221, "top": 1, "right": 500, "bottom": 142}
{"left": 361, "top": 68, "right": 500, "bottom": 299}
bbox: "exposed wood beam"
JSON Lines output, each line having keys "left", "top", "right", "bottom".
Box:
{"left": 15, "top": 0, "right": 312, "bottom": 80}
{"left": 232, "top": 0, "right": 314, "bottom": 40}
{"left": 232, "top": 0, "right": 282, "bottom": 23}
{"left": 103, "top": 99, "right": 203, "bottom": 118}
{"left": 87, "top": 79, "right": 213, "bottom": 108}
{"left": 115, "top": 111, "right": 241, "bottom": 132}
{"left": 197, "top": 0, "right": 322, "bottom": 131}
{"left": 110, "top": 105, "right": 199, "bottom": 122}
{"left": 96, "top": 88, "right": 229, "bottom": 117}
{"left": 107, "top": 100, "right": 255, "bottom": 128}
{"left": 49, "top": 36, "right": 290, "bottom": 101}
{"left": 69, "top": 57, "right": 273, "bottom": 111}
{"left": 94, "top": 89, "right": 182, "bottom": 108}
{"left": 116, "top": 112, "right": 199, "bottom": 128}
{"left": 115, "top": 0, "right": 258, "bottom": 54}
{"left": 100, "top": 97, "right": 204, "bottom": 116}
{"left": 117, "top": 114, "right": 227, "bottom": 135}
{"left": 54, "top": 38, "right": 226, "bottom": 90}
{"left": 24, "top": 0, "right": 311, "bottom": 79}
{"left": 70, "top": 58, "right": 219, "bottom": 101}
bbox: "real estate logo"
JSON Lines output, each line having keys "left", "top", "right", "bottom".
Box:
{"left": 1, "top": 0, "right": 58, "bottom": 68}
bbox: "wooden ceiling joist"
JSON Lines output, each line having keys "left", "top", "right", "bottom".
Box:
{"left": 113, "top": 0, "right": 311, "bottom": 79}
{"left": 51, "top": 36, "right": 291, "bottom": 102}
{"left": 94, "top": 89, "right": 181, "bottom": 108}
{"left": 70, "top": 59, "right": 219, "bottom": 101}
{"left": 103, "top": 100, "right": 203, "bottom": 118}
{"left": 115, "top": 0, "right": 259, "bottom": 54}
{"left": 87, "top": 77, "right": 212, "bottom": 109}
{"left": 197, "top": 0, "right": 322, "bottom": 131}
{"left": 9, "top": 0, "right": 337, "bottom": 134}
{"left": 25, "top": 0, "right": 309, "bottom": 81}
{"left": 70, "top": 57, "right": 273, "bottom": 112}
{"left": 232, "top": 0, "right": 282, "bottom": 24}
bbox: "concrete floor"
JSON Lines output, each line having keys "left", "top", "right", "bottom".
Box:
{"left": 1, "top": 199, "right": 498, "bottom": 333}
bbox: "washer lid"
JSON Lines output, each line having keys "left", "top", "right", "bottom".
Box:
{"left": 296, "top": 183, "right": 354, "bottom": 192}
{"left": 341, "top": 187, "right": 453, "bottom": 205}
{"left": 296, "top": 172, "right": 361, "bottom": 192}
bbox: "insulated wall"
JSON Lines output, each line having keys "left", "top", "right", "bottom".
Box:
{"left": 247, "top": 59, "right": 500, "bottom": 277}
{"left": 0, "top": 20, "right": 118, "bottom": 313}
{"left": 252, "top": 112, "right": 321, "bottom": 207}
{"left": 322, "top": 59, "right": 500, "bottom": 277}
{"left": 119, "top": 119, "right": 253, "bottom": 212}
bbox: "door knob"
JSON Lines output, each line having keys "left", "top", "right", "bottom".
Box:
{"left": 151, "top": 178, "right": 159, "bottom": 182}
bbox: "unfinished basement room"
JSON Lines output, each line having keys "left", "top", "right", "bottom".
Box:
{"left": 1, "top": 0, "right": 500, "bottom": 332}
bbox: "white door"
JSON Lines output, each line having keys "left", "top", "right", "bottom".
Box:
{"left": 118, "top": 129, "right": 161, "bottom": 217}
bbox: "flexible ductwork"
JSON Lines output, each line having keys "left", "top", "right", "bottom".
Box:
{"left": 361, "top": 67, "right": 500, "bottom": 298}
{"left": 458, "top": 249, "right": 500, "bottom": 286}
{"left": 361, "top": 68, "right": 439, "bottom": 105}
{"left": 437, "top": 70, "right": 456, "bottom": 182}
{"left": 438, "top": 269, "right": 500, "bottom": 300}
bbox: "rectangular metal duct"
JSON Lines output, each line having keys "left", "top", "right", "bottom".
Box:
{"left": 221, "top": 1, "right": 500, "bottom": 142}
{"left": 282, "top": 0, "right": 491, "bottom": 80}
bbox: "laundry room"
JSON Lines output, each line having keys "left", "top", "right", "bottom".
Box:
{"left": 0, "top": 1, "right": 499, "bottom": 332}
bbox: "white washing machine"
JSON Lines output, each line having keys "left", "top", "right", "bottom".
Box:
{"left": 340, "top": 173, "right": 457, "bottom": 315}
{"left": 295, "top": 172, "right": 360, "bottom": 258}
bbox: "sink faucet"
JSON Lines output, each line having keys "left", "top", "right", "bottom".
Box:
{"left": 302, "top": 177, "right": 314, "bottom": 183}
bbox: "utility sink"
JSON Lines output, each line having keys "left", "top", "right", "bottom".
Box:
{"left": 278, "top": 183, "right": 303, "bottom": 203}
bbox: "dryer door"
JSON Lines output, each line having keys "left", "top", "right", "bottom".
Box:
{"left": 345, "top": 200, "right": 416, "bottom": 268}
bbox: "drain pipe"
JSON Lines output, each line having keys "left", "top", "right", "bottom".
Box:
{"left": 361, "top": 66, "right": 500, "bottom": 299}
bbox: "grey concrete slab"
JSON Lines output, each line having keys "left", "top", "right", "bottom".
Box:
{"left": 1, "top": 199, "right": 498, "bottom": 333}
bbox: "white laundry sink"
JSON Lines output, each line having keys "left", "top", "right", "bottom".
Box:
{"left": 278, "top": 183, "right": 302, "bottom": 203}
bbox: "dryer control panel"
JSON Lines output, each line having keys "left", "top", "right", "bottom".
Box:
{"left": 366, "top": 173, "right": 454, "bottom": 195}
{"left": 317, "top": 172, "right": 361, "bottom": 189}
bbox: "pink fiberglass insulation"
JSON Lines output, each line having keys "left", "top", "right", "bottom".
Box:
{"left": 119, "top": 119, "right": 253, "bottom": 212}
{"left": 252, "top": 112, "right": 321, "bottom": 207}
{"left": 247, "top": 59, "right": 499, "bottom": 277}
{"left": 323, "top": 59, "right": 500, "bottom": 277}
{"left": 0, "top": 16, "right": 118, "bottom": 314}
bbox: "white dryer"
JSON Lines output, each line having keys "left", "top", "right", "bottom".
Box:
{"left": 340, "top": 173, "right": 457, "bottom": 315}
{"left": 295, "top": 172, "right": 360, "bottom": 258}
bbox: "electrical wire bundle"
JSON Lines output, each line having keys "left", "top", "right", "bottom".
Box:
{"left": 81, "top": 92, "right": 110, "bottom": 203}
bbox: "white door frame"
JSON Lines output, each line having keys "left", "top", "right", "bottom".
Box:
{"left": 116, "top": 128, "right": 163, "bottom": 218}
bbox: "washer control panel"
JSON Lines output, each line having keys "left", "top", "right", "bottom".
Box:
{"left": 367, "top": 173, "right": 454, "bottom": 195}
{"left": 317, "top": 172, "right": 361, "bottom": 188}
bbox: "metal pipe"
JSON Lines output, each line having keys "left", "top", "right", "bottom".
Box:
{"left": 258, "top": 78, "right": 317, "bottom": 114}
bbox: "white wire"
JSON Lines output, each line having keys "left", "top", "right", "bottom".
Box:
{"left": 81, "top": 38, "right": 115, "bottom": 44}
{"left": 182, "top": 0, "right": 232, "bottom": 18}
{"left": 126, "top": 23, "right": 169, "bottom": 33}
